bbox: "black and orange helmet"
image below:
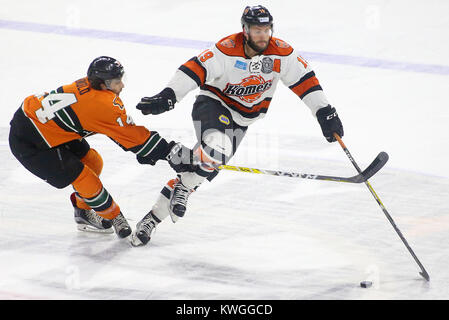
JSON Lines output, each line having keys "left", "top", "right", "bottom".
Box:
{"left": 241, "top": 5, "right": 273, "bottom": 30}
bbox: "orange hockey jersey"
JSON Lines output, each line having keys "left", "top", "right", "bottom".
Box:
{"left": 21, "top": 77, "right": 162, "bottom": 157}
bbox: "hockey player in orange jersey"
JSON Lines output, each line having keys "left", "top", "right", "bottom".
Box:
{"left": 9, "top": 56, "right": 193, "bottom": 239}
{"left": 132, "top": 6, "right": 344, "bottom": 246}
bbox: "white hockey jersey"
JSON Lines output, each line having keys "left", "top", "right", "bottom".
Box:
{"left": 167, "top": 32, "right": 330, "bottom": 127}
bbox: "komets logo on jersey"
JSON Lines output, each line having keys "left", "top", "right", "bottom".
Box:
{"left": 223, "top": 75, "right": 272, "bottom": 103}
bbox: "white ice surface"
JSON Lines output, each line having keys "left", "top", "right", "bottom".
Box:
{"left": 0, "top": 0, "right": 448, "bottom": 299}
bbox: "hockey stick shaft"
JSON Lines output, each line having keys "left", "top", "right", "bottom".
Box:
{"left": 218, "top": 150, "right": 388, "bottom": 184}
{"left": 333, "top": 133, "right": 430, "bottom": 281}
{"left": 218, "top": 164, "right": 361, "bottom": 183}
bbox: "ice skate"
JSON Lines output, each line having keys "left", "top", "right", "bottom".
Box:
{"left": 111, "top": 212, "right": 132, "bottom": 238}
{"left": 71, "top": 193, "right": 113, "bottom": 234}
{"left": 131, "top": 211, "right": 158, "bottom": 247}
{"left": 169, "top": 179, "right": 195, "bottom": 220}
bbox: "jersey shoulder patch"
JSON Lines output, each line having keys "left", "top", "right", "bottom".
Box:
{"left": 263, "top": 37, "right": 294, "bottom": 56}
{"left": 215, "top": 33, "right": 246, "bottom": 57}
{"left": 112, "top": 95, "right": 124, "bottom": 110}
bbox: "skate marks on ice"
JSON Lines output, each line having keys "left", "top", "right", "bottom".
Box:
{"left": 1, "top": 130, "right": 449, "bottom": 299}
{"left": 186, "top": 154, "right": 449, "bottom": 298}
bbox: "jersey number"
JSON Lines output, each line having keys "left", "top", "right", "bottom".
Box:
{"left": 35, "top": 93, "right": 78, "bottom": 124}
{"left": 297, "top": 56, "right": 308, "bottom": 68}
{"left": 116, "top": 115, "right": 135, "bottom": 127}
{"left": 199, "top": 50, "right": 214, "bottom": 62}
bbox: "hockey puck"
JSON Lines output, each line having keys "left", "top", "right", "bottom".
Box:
{"left": 360, "top": 281, "right": 373, "bottom": 288}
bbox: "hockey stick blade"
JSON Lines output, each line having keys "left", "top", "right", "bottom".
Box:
{"left": 420, "top": 270, "right": 430, "bottom": 281}
{"left": 318, "top": 151, "right": 388, "bottom": 183}
{"left": 352, "top": 151, "right": 389, "bottom": 183}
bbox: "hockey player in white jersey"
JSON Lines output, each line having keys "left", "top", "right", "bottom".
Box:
{"left": 132, "top": 5, "right": 344, "bottom": 246}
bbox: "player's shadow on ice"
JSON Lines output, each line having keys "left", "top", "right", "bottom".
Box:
{"left": 68, "top": 232, "right": 132, "bottom": 262}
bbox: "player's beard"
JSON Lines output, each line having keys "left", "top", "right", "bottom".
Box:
{"left": 246, "top": 35, "right": 270, "bottom": 53}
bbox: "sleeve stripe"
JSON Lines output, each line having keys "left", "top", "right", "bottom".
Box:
{"left": 53, "top": 106, "right": 84, "bottom": 135}
{"left": 135, "top": 132, "right": 160, "bottom": 156}
{"left": 141, "top": 136, "right": 163, "bottom": 158}
{"left": 179, "top": 65, "right": 201, "bottom": 86}
{"left": 289, "top": 72, "right": 322, "bottom": 99}
{"left": 288, "top": 71, "right": 316, "bottom": 90}
{"left": 179, "top": 57, "right": 207, "bottom": 86}
{"left": 299, "top": 85, "right": 323, "bottom": 99}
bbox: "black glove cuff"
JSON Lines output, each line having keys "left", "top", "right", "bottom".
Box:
{"left": 136, "top": 135, "right": 171, "bottom": 165}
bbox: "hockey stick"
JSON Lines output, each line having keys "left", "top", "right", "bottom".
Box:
{"left": 333, "top": 133, "right": 430, "bottom": 281}
{"left": 218, "top": 151, "right": 388, "bottom": 183}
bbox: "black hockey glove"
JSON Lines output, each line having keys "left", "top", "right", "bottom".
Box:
{"left": 136, "top": 137, "right": 196, "bottom": 172}
{"left": 316, "top": 105, "right": 344, "bottom": 143}
{"left": 136, "top": 87, "right": 176, "bottom": 115}
{"left": 166, "top": 141, "right": 197, "bottom": 173}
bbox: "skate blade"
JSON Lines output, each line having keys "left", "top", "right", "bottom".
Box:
{"left": 169, "top": 212, "right": 179, "bottom": 223}
{"left": 77, "top": 224, "right": 114, "bottom": 234}
{"left": 130, "top": 232, "right": 146, "bottom": 247}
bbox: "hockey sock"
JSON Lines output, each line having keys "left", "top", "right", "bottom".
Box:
{"left": 74, "top": 149, "right": 104, "bottom": 210}
{"left": 71, "top": 165, "right": 121, "bottom": 220}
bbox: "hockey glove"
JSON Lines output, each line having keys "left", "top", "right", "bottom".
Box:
{"left": 136, "top": 133, "right": 170, "bottom": 165}
{"left": 316, "top": 105, "right": 344, "bottom": 142}
{"left": 166, "top": 141, "right": 197, "bottom": 173}
{"left": 136, "top": 137, "right": 196, "bottom": 173}
{"left": 136, "top": 87, "right": 176, "bottom": 115}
